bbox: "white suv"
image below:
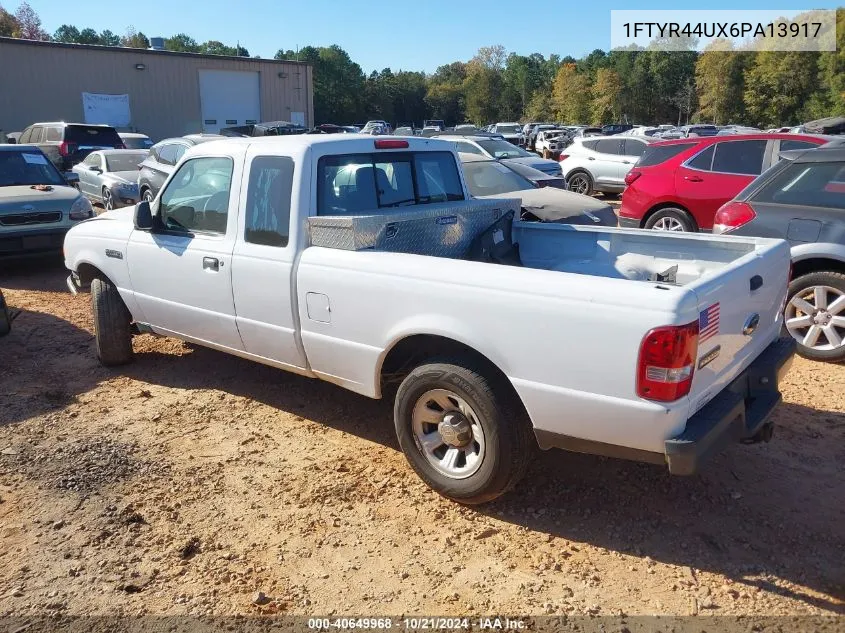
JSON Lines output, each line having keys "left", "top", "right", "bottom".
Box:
{"left": 560, "top": 136, "right": 652, "bottom": 196}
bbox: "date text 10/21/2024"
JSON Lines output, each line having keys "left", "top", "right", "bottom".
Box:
{"left": 307, "top": 617, "right": 527, "bottom": 630}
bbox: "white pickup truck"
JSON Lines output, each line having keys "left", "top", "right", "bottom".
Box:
{"left": 64, "top": 135, "right": 795, "bottom": 504}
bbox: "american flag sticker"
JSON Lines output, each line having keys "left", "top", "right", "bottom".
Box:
{"left": 699, "top": 303, "right": 720, "bottom": 343}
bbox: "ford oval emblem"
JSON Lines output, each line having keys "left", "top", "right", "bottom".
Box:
{"left": 742, "top": 313, "right": 760, "bottom": 336}
{"left": 22, "top": 204, "right": 35, "bottom": 211}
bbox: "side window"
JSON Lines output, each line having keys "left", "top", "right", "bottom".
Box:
{"left": 581, "top": 140, "right": 599, "bottom": 151}
{"left": 45, "top": 127, "right": 62, "bottom": 142}
{"left": 456, "top": 141, "right": 484, "bottom": 156}
{"left": 712, "top": 140, "right": 767, "bottom": 175}
{"left": 83, "top": 153, "right": 100, "bottom": 167}
{"left": 623, "top": 140, "right": 647, "bottom": 157}
{"left": 244, "top": 156, "right": 294, "bottom": 247}
{"left": 780, "top": 140, "right": 818, "bottom": 152}
{"left": 19, "top": 128, "right": 32, "bottom": 144}
{"left": 29, "top": 127, "right": 44, "bottom": 143}
{"left": 173, "top": 145, "right": 188, "bottom": 164}
{"left": 753, "top": 161, "right": 845, "bottom": 210}
{"left": 595, "top": 139, "right": 621, "bottom": 155}
{"left": 686, "top": 145, "right": 715, "bottom": 171}
{"left": 158, "top": 157, "right": 233, "bottom": 234}
{"left": 158, "top": 144, "right": 178, "bottom": 166}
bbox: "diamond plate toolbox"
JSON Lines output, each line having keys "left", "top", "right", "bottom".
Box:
{"left": 307, "top": 199, "right": 520, "bottom": 258}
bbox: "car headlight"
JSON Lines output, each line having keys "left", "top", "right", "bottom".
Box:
{"left": 69, "top": 195, "right": 94, "bottom": 220}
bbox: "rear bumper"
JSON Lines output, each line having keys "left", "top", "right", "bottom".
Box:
{"left": 617, "top": 216, "right": 640, "bottom": 229}
{"left": 664, "top": 336, "right": 796, "bottom": 475}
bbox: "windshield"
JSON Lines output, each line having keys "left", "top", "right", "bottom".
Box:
{"left": 477, "top": 139, "right": 532, "bottom": 159}
{"left": 66, "top": 125, "right": 122, "bottom": 146}
{"left": 463, "top": 160, "right": 534, "bottom": 196}
{"left": 122, "top": 137, "right": 153, "bottom": 149}
{"left": 105, "top": 152, "right": 148, "bottom": 172}
{"left": 496, "top": 125, "right": 522, "bottom": 134}
{"left": 0, "top": 150, "right": 65, "bottom": 187}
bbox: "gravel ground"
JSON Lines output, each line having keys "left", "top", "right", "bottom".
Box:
{"left": 0, "top": 257, "right": 843, "bottom": 622}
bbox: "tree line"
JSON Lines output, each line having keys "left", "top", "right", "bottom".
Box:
{"left": 2, "top": 2, "right": 842, "bottom": 128}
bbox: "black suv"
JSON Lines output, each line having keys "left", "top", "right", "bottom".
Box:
{"left": 17, "top": 123, "right": 124, "bottom": 172}
{"left": 601, "top": 124, "right": 633, "bottom": 135}
{"left": 712, "top": 139, "right": 845, "bottom": 362}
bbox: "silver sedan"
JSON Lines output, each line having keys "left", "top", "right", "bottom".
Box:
{"left": 72, "top": 149, "right": 148, "bottom": 210}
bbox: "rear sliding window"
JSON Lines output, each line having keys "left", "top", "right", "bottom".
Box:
{"left": 317, "top": 151, "right": 464, "bottom": 215}
{"left": 636, "top": 143, "right": 696, "bottom": 167}
{"left": 65, "top": 125, "right": 122, "bottom": 146}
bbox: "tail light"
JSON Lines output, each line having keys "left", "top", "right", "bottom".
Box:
{"left": 374, "top": 139, "right": 408, "bottom": 149}
{"left": 713, "top": 201, "right": 756, "bottom": 234}
{"left": 58, "top": 141, "right": 77, "bottom": 156}
{"left": 625, "top": 170, "right": 642, "bottom": 186}
{"left": 558, "top": 154, "right": 569, "bottom": 162}
{"left": 637, "top": 321, "right": 699, "bottom": 402}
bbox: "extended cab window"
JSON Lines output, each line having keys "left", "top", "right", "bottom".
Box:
{"left": 158, "top": 157, "right": 233, "bottom": 234}
{"left": 317, "top": 151, "right": 463, "bottom": 214}
{"left": 245, "top": 156, "right": 294, "bottom": 247}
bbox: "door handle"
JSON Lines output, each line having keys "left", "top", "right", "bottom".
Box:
{"left": 684, "top": 175, "right": 703, "bottom": 182}
{"left": 202, "top": 257, "right": 220, "bottom": 271}
{"left": 587, "top": 157, "right": 596, "bottom": 161}
{"left": 621, "top": 160, "right": 631, "bottom": 164}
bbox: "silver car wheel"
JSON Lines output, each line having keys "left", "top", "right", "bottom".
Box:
{"left": 785, "top": 285, "right": 845, "bottom": 351}
{"left": 411, "top": 389, "right": 486, "bottom": 480}
{"left": 652, "top": 216, "right": 685, "bottom": 231}
{"left": 567, "top": 174, "right": 590, "bottom": 195}
{"left": 143, "top": 190, "right": 154, "bottom": 203}
{"left": 103, "top": 189, "right": 113, "bottom": 211}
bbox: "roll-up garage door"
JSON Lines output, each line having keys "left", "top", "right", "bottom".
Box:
{"left": 198, "top": 70, "right": 260, "bottom": 134}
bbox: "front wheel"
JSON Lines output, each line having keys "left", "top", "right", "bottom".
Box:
{"left": 102, "top": 188, "right": 114, "bottom": 211}
{"left": 566, "top": 171, "right": 594, "bottom": 196}
{"left": 91, "top": 277, "right": 133, "bottom": 366}
{"left": 784, "top": 271, "right": 845, "bottom": 362}
{"left": 142, "top": 189, "right": 154, "bottom": 204}
{"left": 394, "top": 358, "right": 532, "bottom": 504}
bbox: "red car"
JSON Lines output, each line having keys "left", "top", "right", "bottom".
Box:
{"left": 618, "top": 134, "right": 829, "bottom": 231}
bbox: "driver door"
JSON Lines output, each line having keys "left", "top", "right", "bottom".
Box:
{"left": 126, "top": 150, "right": 246, "bottom": 351}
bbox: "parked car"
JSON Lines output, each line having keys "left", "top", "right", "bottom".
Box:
{"left": 17, "top": 122, "right": 125, "bottom": 173}
{"left": 440, "top": 135, "right": 562, "bottom": 176}
{"left": 393, "top": 127, "right": 415, "bottom": 136}
{"left": 64, "top": 134, "right": 794, "bottom": 503}
{"left": 220, "top": 121, "right": 307, "bottom": 137}
{"left": 454, "top": 124, "right": 478, "bottom": 133}
{"left": 138, "top": 135, "right": 223, "bottom": 202}
{"left": 72, "top": 150, "right": 148, "bottom": 210}
{"left": 311, "top": 124, "right": 352, "bottom": 134}
{"left": 601, "top": 124, "right": 633, "bottom": 136}
{"left": 560, "top": 136, "right": 653, "bottom": 196}
{"left": 458, "top": 153, "right": 616, "bottom": 226}
{"left": 489, "top": 123, "right": 523, "bottom": 146}
{"left": 575, "top": 127, "right": 604, "bottom": 138}
{"left": 527, "top": 124, "right": 558, "bottom": 152}
{"left": 119, "top": 132, "right": 154, "bottom": 150}
{"left": 422, "top": 119, "right": 445, "bottom": 131}
{"left": 362, "top": 120, "right": 392, "bottom": 135}
{"left": 0, "top": 144, "right": 93, "bottom": 256}
{"left": 679, "top": 125, "right": 719, "bottom": 138}
{"left": 712, "top": 141, "right": 845, "bottom": 361}
{"left": 535, "top": 129, "right": 571, "bottom": 159}
{"left": 504, "top": 160, "right": 567, "bottom": 189}
{"left": 617, "top": 134, "right": 830, "bottom": 232}
{"left": 4, "top": 132, "right": 21, "bottom": 144}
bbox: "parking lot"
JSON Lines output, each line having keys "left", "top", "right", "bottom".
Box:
{"left": 1, "top": 257, "right": 842, "bottom": 618}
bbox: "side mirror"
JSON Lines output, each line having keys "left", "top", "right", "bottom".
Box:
{"left": 134, "top": 200, "right": 153, "bottom": 230}
{"left": 64, "top": 172, "right": 80, "bottom": 186}
{"left": 89, "top": 165, "right": 102, "bottom": 173}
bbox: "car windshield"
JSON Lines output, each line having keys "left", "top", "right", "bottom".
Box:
{"left": 462, "top": 160, "right": 534, "bottom": 196}
{"left": 0, "top": 150, "right": 65, "bottom": 187}
{"left": 105, "top": 152, "right": 148, "bottom": 172}
{"left": 496, "top": 125, "right": 521, "bottom": 134}
{"left": 122, "top": 137, "right": 153, "bottom": 149}
{"left": 477, "top": 139, "right": 532, "bottom": 159}
{"left": 66, "top": 125, "right": 122, "bottom": 146}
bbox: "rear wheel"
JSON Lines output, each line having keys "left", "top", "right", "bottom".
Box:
{"left": 784, "top": 272, "right": 845, "bottom": 362}
{"left": 102, "top": 188, "right": 114, "bottom": 211}
{"left": 142, "top": 188, "right": 154, "bottom": 204}
{"left": 566, "top": 171, "right": 593, "bottom": 196}
{"left": 91, "top": 277, "right": 133, "bottom": 366}
{"left": 394, "top": 358, "right": 532, "bottom": 504}
{"left": 644, "top": 208, "right": 695, "bottom": 232}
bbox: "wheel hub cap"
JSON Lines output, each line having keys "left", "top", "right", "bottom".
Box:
{"left": 438, "top": 412, "right": 472, "bottom": 448}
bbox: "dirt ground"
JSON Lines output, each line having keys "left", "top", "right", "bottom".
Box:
{"left": 0, "top": 256, "right": 843, "bottom": 621}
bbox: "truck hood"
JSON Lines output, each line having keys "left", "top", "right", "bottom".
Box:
{"left": 94, "top": 206, "right": 136, "bottom": 222}
{"left": 0, "top": 185, "right": 81, "bottom": 212}
{"left": 481, "top": 188, "right": 617, "bottom": 225}
{"left": 502, "top": 157, "right": 561, "bottom": 175}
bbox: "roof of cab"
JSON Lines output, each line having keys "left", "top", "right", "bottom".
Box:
{"left": 189, "top": 134, "right": 458, "bottom": 155}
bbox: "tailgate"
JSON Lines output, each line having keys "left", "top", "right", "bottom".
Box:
{"left": 687, "top": 240, "right": 791, "bottom": 414}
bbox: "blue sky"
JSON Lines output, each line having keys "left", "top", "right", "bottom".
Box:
{"left": 18, "top": 0, "right": 844, "bottom": 72}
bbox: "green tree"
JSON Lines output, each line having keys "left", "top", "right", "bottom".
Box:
{"left": 591, "top": 68, "right": 622, "bottom": 124}
{"left": 99, "top": 29, "right": 120, "bottom": 46}
{"left": 744, "top": 51, "right": 820, "bottom": 126}
{"left": 165, "top": 33, "right": 200, "bottom": 53}
{"left": 0, "top": 4, "right": 20, "bottom": 37}
{"left": 425, "top": 62, "right": 467, "bottom": 125}
{"left": 121, "top": 27, "right": 149, "bottom": 49}
{"left": 525, "top": 88, "right": 553, "bottom": 121}
{"left": 14, "top": 1, "right": 48, "bottom": 40}
{"left": 695, "top": 39, "right": 747, "bottom": 125}
{"left": 77, "top": 27, "right": 100, "bottom": 44}
{"left": 53, "top": 24, "right": 80, "bottom": 42}
{"left": 811, "top": 8, "right": 845, "bottom": 117}
{"left": 551, "top": 63, "right": 591, "bottom": 123}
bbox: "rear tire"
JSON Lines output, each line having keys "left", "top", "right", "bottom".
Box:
{"left": 91, "top": 277, "right": 133, "bottom": 366}
{"left": 102, "top": 188, "right": 114, "bottom": 211}
{"left": 142, "top": 188, "right": 154, "bottom": 204}
{"left": 644, "top": 208, "right": 695, "bottom": 232}
{"left": 784, "top": 271, "right": 845, "bottom": 363}
{"left": 394, "top": 358, "right": 533, "bottom": 504}
{"left": 566, "top": 171, "right": 594, "bottom": 196}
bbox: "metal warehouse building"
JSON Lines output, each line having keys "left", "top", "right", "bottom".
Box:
{"left": 0, "top": 37, "right": 314, "bottom": 142}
